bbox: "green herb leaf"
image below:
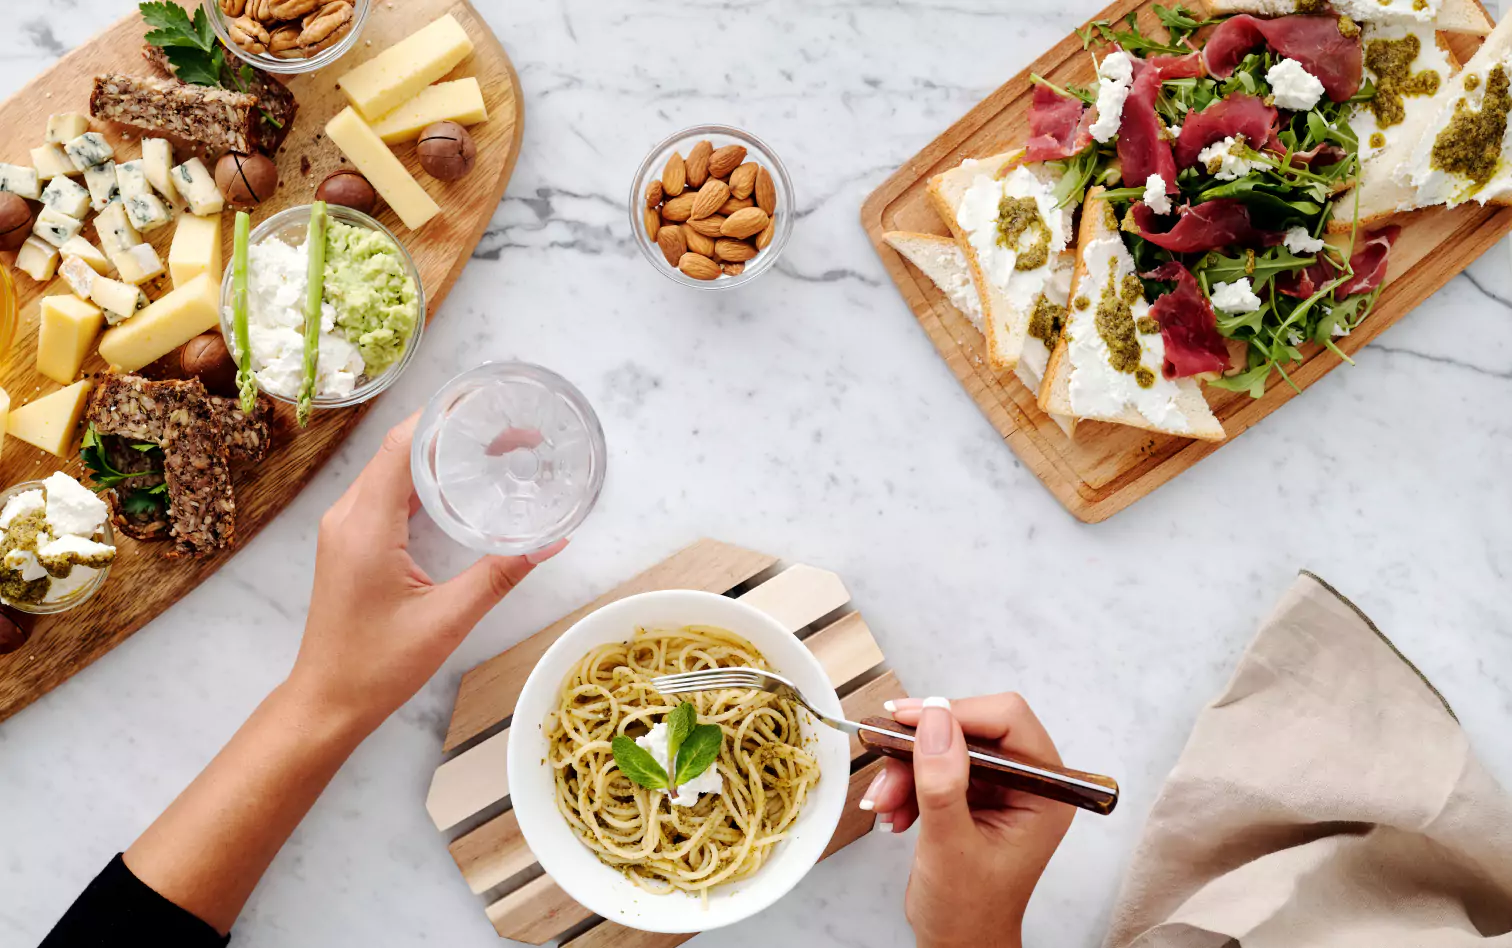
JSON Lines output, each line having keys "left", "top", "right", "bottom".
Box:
{"left": 79, "top": 424, "right": 163, "bottom": 491}
{"left": 611, "top": 735, "right": 668, "bottom": 791}
{"left": 119, "top": 489, "right": 167, "bottom": 518}
{"left": 664, "top": 702, "right": 697, "bottom": 771}
{"left": 672, "top": 724, "right": 723, "bottom": 786}
{"left": 162, "top": 45, "right": 223, "bottom": 88}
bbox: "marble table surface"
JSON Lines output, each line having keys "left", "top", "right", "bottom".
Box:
{"left": 3, "top": 2, "right": 1511, "bottom": 946}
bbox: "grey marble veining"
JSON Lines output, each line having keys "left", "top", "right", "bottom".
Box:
{"left": 2, "top": 2, "right": 1510, "bottom": 946}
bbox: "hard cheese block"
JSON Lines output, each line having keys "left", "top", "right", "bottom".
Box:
{"left": 370, "top": 78, "right": 488, "bottom": 143}
{"left": 337, "top": 13, "right": 474, "bottom": 120}
{"left": 325, "top": 107, "right": 440, "bottom": 230}
{"left": 8, "top": 379, "right": 92, "bottom": 457}
{"left": 37, "top": 294, "right": 104, "bottom": 385}
{"left": 97, "top": 272, "right": 218, "bottom": 371}
{"left": 0, "top": 387, "right": 9, "bottom": 459}
{"left": 169, "top": 213, "right": 222, "bottom": 288}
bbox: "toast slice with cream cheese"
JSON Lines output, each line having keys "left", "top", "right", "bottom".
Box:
{"left": 1205, "top": 0, "right": 1492, "bottom": 35}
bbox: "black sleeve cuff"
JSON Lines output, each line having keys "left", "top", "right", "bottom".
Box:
{"left": 41, "top": 853, "right": 230, "bottom": 947}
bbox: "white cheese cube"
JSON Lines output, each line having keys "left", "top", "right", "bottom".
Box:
{"left": 30, "top": 144, "right": 80, "bottom": 180}
{"left": 16, "top": 237, "right": 60, "bottom": 282}
{"left": 84, "top": 162, "right": 120, "bottom": 212}
{"left": 91, "top": 275, "right": 148, "bottom": 325}
{"left": 59, "top": 255, "right": 98, "bottom": 300}
{"left": 40, "top": 176, "right": 91, "bottom": 219}
{"left": 110, "top": 243, "right": 165, "bottom": 285}
{"left": 124, "top": 193, "right": 171, "bottom": 233}
{"left": 64, "top": 132, "right": 113, "bottom": 171}
{"left": 115, "top": 159, "right": 151, "bottom": 200}
{"left": 94, "top": 201, "right": 141, "bottom": 258}
{"left": 0, "top": 163, "right": 41, "bottom": 201}
{"left": 171, "top": 157, "right": 224, "bottom": 216}
{"left": 140, "top": 139, "right": 181, "bottom": 207}
{"left": 46, "top": 113, "right": 90, "bottom": 145}
{"left": 32, "top": 207, "right": 84, "bottom": 248}
{"left": 59, "top": 237, "right": 110, "bottom": 274}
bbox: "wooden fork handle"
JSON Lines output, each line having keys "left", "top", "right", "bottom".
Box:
{"left": 857, "top": 716, "right": 1119, "bottom": 816}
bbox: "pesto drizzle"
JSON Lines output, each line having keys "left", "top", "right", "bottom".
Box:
{"left": 1429, "top": 65, "right": 1511, "bottom": 191}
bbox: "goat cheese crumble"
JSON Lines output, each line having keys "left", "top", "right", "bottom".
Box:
{"left": 1283, "top": 226, "right": 1326, "bottom": 254}
{"left": 636, "top": 721, "right": 723, "bottom": 807}
{"left": 1210, "top": 278, "right": 1264, "bottom": 314}
{"left": 1142, "top": 173, "right": 1173, "bottom": 215}
{"left": 1267, "top": 58, "right": 1327, "bottom": 111}
{"left": 1198, "top": 136, "right": 1260, "bottom": 181}
{"left": 1091, "top": 51, "right": 1135, "bottom": 143}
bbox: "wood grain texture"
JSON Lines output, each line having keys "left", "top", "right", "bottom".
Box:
{"left": 486, "top": 872, "right": 591, "bottom": 944}
{"left": 859, "top": 0, "right": 1512, "bottom": 523}
{"left": 0, "top": 0, "right": 522, "bottom": 723}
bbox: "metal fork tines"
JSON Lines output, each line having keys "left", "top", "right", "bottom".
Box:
{"left": 648, "top": 668, "right": 856, "bottom": 734}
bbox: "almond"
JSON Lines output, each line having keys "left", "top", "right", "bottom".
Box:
{"left": 657, "top": 224, "right": 686, "bottom": 266}
{"left": 755, "top": 166, "right": 776, "bottom": 214}
{"left": 708, "top": 144, "right": 747, "bottom": 179}
{"left": 645, "top": 179, "right": 663, "bottom": 207}
{"left": 662, "top": 151, "right": 686, "bottom": 197}
{"left": 684, "top": 224, "right": 715, "bottom": 257}
{"left": 679, "top": 252, "right": 721, "bottom": 280}
{"left": 687, "top": 215, "right": 726, "bottom": 237}
{"left": 754, "top": 216, "right": 776, "bottom": 250}
{"left": 720, "top": 206, "right": 769, "bottom": 239}
{"left": 685, "top": 140, "right": 713, "bottom": 188}
{"left": 715, "top": 238, "right": 757, "bottom": 262}
{"left": 729, "top": 162, "right": 758, "bottom": 199}
{"left": 721, "top": 262, "right": 745, "bottom": 276}
{"left": 661, "top": 192, "right": 696, "bottom": 222}
{"left": 719, "top": 195, "right": 754, "bottom": 215}
{"left": 644, "top": 206, "right": 661, "bottom": 242}
{"left": 689, "top": 179, "right": 730, "bottom": 220}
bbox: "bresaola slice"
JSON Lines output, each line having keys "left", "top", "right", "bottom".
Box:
{"left": 1026, "top": 83, "right": 1094, "bottom": 162}
{"left": 1201, "top": 15, "right": 1363, "bottom": 102}
{"left": 1143, "top": 261, "right": 1232, "bottom": 378}
{"left": 1118, "top": 60, "right": 1179, "bottom": 194}
{"left": 1277, "top": 225, "right": 1401, "bottom": 299}
{"left": 1146, "top": 51, "right": 1206, "bottom": 79}
{"left": 1130, "top": 199, "right": 1270, "bottom": 252}
{"left": 1175, "top": 94, "right": 1279, "bottom": 168}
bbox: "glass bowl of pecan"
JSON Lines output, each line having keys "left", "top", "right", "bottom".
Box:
{"left": 209, "top": 0, "right": 371, "bottom": 75}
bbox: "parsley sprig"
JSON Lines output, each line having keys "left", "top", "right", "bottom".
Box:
{"left": 139, "top": 2, "right": 282, "bottom": 128}
{"left": 80, "top": 425, "right": 169, "bottom": 518}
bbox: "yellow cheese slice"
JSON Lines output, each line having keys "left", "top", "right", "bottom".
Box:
{"left": 8, "top": 379, "right": 92, "bottom": 458}
{"left": 169, "top": 213, "right": 222, "bottom": 288}
{"left": 370, "top": 78, "right": 489, "bottom": 143}
{"left": 0, "top": 387, "right": 10, "bottom": 459}
{"left": 325, "top": 107, "right": 441, "bottom": 230}
{"left": 97, "top": 272, "right": 219, "bottom": 372}
{"left": 337, "top": 14, "right": 474, "bottom": 120}
{"left": 37, "top": 294, "right": 104, "bottom": 385}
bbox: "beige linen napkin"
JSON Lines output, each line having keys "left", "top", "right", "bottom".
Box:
{"left": 1104, "top": 571, "right": 1512, "bottom": 948}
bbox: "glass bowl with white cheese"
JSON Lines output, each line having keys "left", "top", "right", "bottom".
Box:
{"left": 217, "top": 203, "right": 426, "bottom": 414}
{"left": 0, "top": 475, "right": 115, "bottom": 615}
{"left": 208, "top": 0, "right": 373, "bottom": 76}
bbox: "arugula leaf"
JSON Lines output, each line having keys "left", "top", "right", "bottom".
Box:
{"left": 664, "top": 702, "right": 697, "bottom": 771}
{"left": 673, "top": 724, "right": 723, "bottom": 787}
{"left": 1077, "top": 11, "right": 1194, "bottom": 57}
{"left": 611, "top": 735, "right": 669, "bottom": 791}
{"left": 1153, "top": 3, "right": 1220, "bottom": 46}
{"left": 1049, "top": 144, "right": 1118, "bottom": 208}
{"left": 1194, "top": 245, "right": 1317, "bottom": 293}
{"left": 1029, "top": 73, "right": 1095, "bottom": 106}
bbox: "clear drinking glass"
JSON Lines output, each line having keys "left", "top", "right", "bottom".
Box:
{"left": 411, "top": 363, "right": 607, "bottom": 556}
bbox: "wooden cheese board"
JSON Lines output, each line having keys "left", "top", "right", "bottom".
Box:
{"left": 861, "top": 0, "right": 1512, "bottom": 523}
{"left": 426, "top": 538, "right": 904, "bottom": 945}
{"left": 0, "top": 0, "right": 522, "bottom": 723}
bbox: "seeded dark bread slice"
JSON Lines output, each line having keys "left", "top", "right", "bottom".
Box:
{"left": 90, "top": 74, "right": 260, "bottom": 155}
{"left": 1204, "top": 0, "right": 1492, "bottom": 35}
{"left": 1038, "top": 189, "right": 1226, "bottom": 442}
{"left": 142, "top": 45, "right": 298, "bottom": 154}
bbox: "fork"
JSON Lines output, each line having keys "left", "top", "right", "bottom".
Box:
{"left": 650, "top": 667, "right": 1119, "bottom": 816}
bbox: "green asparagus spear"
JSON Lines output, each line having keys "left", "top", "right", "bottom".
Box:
{"left": 297, "top": 201, "right": 328, "bottom": 427}
{"left": 231, "top": 211, "right": 256, "bottom": 415}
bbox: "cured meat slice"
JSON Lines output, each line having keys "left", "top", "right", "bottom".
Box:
{"left": 1175, "top": 94, "right": 1279, "bottom": 168}
{"left": 1143, "top": 262, "right": 1233, "bottom": 378}
{"left": 1118, "top": 61, "right": 1179, "bottom": 193}
{"left": 1130, "top": 199, "right": 1271, "bottom": 252}
{"left": 1202, "top": 15, "right": 1362, "bottom": 102}
{"left": 1277, "top": 225, "right": 1401, "bottom": 299}
{"left": 1267, "top": 134, "right": 1348, "bottom": 169}
{"left": 1026, "top": 83, "right": 1094, "bottom": 162}
{"left": 1147, "top": 51, "right": 1206, "bottom": 79}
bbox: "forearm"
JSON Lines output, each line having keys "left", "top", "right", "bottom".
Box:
{"left": 123, "top": 679, "right": 371, "bottom": 934}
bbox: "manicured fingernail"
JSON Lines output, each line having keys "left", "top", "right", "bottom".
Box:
{"left": 882, "top": 700, "right": 896, "bottom": 713}
{"left": 917, "top": 696, "right": 952, "bottom": 756}
{"left": 859, "top": 769, "right": 889, "bottom": 811}
{"left": 527, "top": 538, "right": 569, "bottom": 565}
{"left": 887, "top": 697, "right": 923, "bottom": 714}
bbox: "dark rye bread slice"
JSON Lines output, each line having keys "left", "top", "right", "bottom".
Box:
{"left": 142, "top": 45, "right": 298, "bottom": 154}
{"left": 88, "top": 375, "right": 271, "bottom": 465}
{"left": 91, "top": 73, "right": 260, "bottom": 155}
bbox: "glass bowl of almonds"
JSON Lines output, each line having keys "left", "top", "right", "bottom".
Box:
{"left": 630, "top": 124, "right": 794, "bottom": 289}
{"left": 209, "top": 0, "right": 371, "bottom": 75}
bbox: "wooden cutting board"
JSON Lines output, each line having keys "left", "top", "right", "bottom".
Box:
{"left": 0, "top": 0, "right": 522, "bottom": 723}
{"left": 861, "top": 0, "right": 1512, "bottom": 523}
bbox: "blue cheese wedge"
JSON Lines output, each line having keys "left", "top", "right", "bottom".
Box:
{"left": 64, "top": 132, "right": 113, "bottom": 171}
{"left": 171, "top": 157, "right": 224, "bottom": 216}
{"left": 30, "top": 144, "right": 79, "bottom": 180}
{"left": 110, "top": 243, "right": 165, "bottom": 285}
{"left": 84, "top": 162, "right": 120, "bottom": 212}
{"left": 32, "top": 207, "right": 85, "bottom": 248}
{"left": 140, "top": 139, "right": 181, "bottom": 207}
{"left": 94, "top": 201, "right": 142, "bottom": 258}
{"left": 90, "top": 275, "right": 149, "bottom": 324}
{"left": 41, "top": 175, "right": 91, "bottom": 219}
{"left": 59, "top": 255, "right": 98, "bottom": 300}
{"left": 16, "top": 237, "right": 60, "bottom": 282}
{"left": 46, "top": 113, "right": 90, "bottom": 145}
{"left": 0, "top": 163, "right": 41, "bottom": 201}
{"left": 123, "top": 193, "right": 171, "bottom": 233}
{"left": 115, "top": 159, "right": 151, "bottom": 200}
{"left": 58, "top": 237, "right": 110, "bottom": 274}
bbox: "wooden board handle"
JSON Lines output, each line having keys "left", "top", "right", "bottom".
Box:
{"left": 857, "top": 716, "right": 1119, "bottom": 815}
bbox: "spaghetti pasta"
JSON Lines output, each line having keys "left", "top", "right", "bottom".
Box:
{"left": 545, "top": 625, "right": 822, "bottom": 898}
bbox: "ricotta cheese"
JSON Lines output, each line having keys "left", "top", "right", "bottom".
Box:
{"left": 1267, "top": 58, "right": 1326, "bottom": 112}
{"left": 42, "top": 471, "right": 108, "bottom": 538}
{"left": 1356, "top": 22, "right": 1452, "bottom": 166}
{"left": 930, "top": 244, "right": 984, "bottom": 330}
{"left": 0, "top": 474, "right": 115, "bottom": 609}
{"left": 636, "top": 721, "right": 723, "bottom": 808}
{"left": 957, "top": 166, "right": 1073, "bottom": 293}
{"left": 0, "top": 490, "right": 45, "bottom": 528}
{"left": 1198, "top": 137, "right": 1260, "bottom": 181}
{"left": 1402, "top": 52, "right": 1512, "bottom": 208}
{"left": 1210, "top": 278, "right": 1264, "bottom": 314}
{"left": 1091, "top": 51, "right": 1135, "bottom": 143}
{"left": 1142, "top": 173, "right": 1173, "bottom": 215}
{"left": 1332, "top": 0, "right": 1440, "bottom": 23}
{"left": 1283, "top": 226, "right": 1326, "bottom": 254}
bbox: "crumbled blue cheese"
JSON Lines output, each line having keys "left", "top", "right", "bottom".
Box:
{"left": 59, "top": 237, "right": 110, "bottom": 274}
{"left": 59, "top": 256, "right": 98, "bottom": 300}
{"left": 1210, "top": 278, "right": 1264, "bottom": 314}
{"left": 1142, "top": 173, "right": 1172, "bottom": 215}
{"left": 84, "top": 162, "right": 120, "bottom": 211}
{"left": 94, "top": 201, "right": 141, "bottom": 258}
{"left": 32, "top": 207, "right": 85, "bottom": 248}
{"left": 45, "top": 113, "right": 90, "bottom": 146}
{"left": 124, "top": 193, "right": 172, "bottom": 233}
{"left": 635, "top": 721, "right": 723, "bottom": 807}
{"left": 91, "top": 276, "right": 148, "bottom": 325}
{"left": 171, "top": 157, "right": 224, "bottom": 216}
{"left": 140, "top": 139, "right": 181, "bottom": 207}
{"left": 30, "top": 144, "right": 77, "bottom": 181}
{"left": 1266, "top": 58, "right": 1326, "bottom": 111}
{"left": 1091, "top": 50, "right": 1135, "bottom": 143}
{"left": 1198, "top": 136, "right": 1259, "bottom": 180}
{"left": 41, "top": 175, "right": 91, "bottom": 219}
{"left": 64, "top": 132, "right": 113, "bottom": 171}
{"left": 15, "top": 237, "right": 59, "bottom": 282}
{"left": 111, "top": 244, "right": 164, "bottom": 285}
{"left": 1283, "top": 226, "right": 1326, "bottom": 254}
{"left": 0, "top": 163, "right": 41, "bottom": 201}
{"left": 115, "top": 159, "right": 151, "bottom": 200}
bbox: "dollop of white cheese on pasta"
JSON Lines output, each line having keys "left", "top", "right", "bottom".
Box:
{"left": 637, "top": 722, "right": 723, "bottom": 808}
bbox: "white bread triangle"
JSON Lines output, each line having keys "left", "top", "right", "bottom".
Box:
{"left": 884, "top": 230, "right": 1077, "bottom": 437}
{"left": 1204, "top": 0, "right": 1492, "bottom": 35}
{"left": 1039, "top": 191, "right": 1226, "bottom": 442}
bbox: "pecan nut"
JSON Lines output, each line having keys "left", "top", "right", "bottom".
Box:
{"left": 268, "top": 0, "right": 319, "bottom": 18}
{"left": 219, "top": 0, "right": 247, "bottom": 16}
{"left": 227, "top": 15, "right": 271, "bottom": 55}
{"left": 299, "top": 1, "right": 355, "bottom": 54}
{"left": 267, "top": 24, "right": 306, "bottom": 59}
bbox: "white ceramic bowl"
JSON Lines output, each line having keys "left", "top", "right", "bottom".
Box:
{"left": 508, "top": 589, "right": 849, "bottom": 934}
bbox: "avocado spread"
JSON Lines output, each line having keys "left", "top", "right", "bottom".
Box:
{"left": 1095, "top": 266, "right": 1146, "bottom": 374}
{"left": 323, "top": 222, "right": 420, "bottom": 375}
{"left": 1429, "top": 65, "right": 1511, "bottom": 192}
{"left": 995, "top": 196, "right": 1051, "bottom": 270}
{"left": 1365, "top": 34, "right": 1440, "bottom": 128}
{"left": 1027, "top": 295, "right": 1067, "bottom": 345}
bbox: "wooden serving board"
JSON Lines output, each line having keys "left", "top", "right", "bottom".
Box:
{"left": 427, "top": 538, "right": 904, "bottom": 944}
{"left": 861, "top": 0, "right": 1512, "bottom": 523}
{"left": 0, "top": 0, "right": 522, "bottom": 723}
